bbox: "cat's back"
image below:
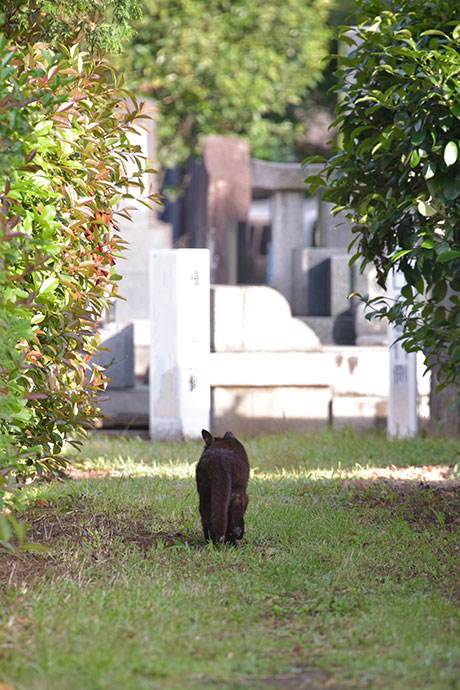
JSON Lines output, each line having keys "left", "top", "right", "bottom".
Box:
{"left": 197, "top": 431, "right": 249, "bottom": 481}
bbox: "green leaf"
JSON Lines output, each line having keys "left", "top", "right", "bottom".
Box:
{"left": 451, "top": 343, "right": 460, "bottom": 362}
{"left": 401, "top": 284, "right": 413, "bottom": 299}
{"left": 437, "top": 249, "right": 460, "bottom": 262}
{"left": 391, "top": 249, "right": 413, "bottom": 263}
{"left": 417, "top": 200, "right": 437, "bottom": 217}
{"left": 1, "top": 50, "right": 15, "bottom": 68}
{"left": 423, "top": 161, "right": 436, "bottom": 180}
{"left": 433, "top": 281, "right": 447, "bottom": 302}
{"left": 450, "top": 103, "right": 460, "bottom": 119}
{"left": 304, "top": 174, "right": 325, "bottom": 194}
{"left": 348, "top": 253, "right": 363, "bottom": 268}
{"left": 444, "top": 141, "right": 458, "bottom": 167}
{"left": 41, "top": 205, "right": 56, "bottom": 222}
{"left": 38, "top": 277, "right": 59, "bottom": 294}
{"left": 410, "top": 150, "right": 420, "bottom": 167}
{"left": 0, "top": 514, "right": 12, "bottom": 543}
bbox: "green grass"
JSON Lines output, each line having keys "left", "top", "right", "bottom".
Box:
{"left": 1, "top": 428, "right": 459, "bottom": 690}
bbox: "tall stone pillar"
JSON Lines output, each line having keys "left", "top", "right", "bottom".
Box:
{"left": 271, "top": 190, "right": 305, "bottom": 302}
{"left": 387, "top": 269, "right": 417, "bottom": 437}
{"left": 186, "top": 136, "right": 251, "bottom": 284}
{"left": 149, "top": 249, "right": 210, "bottom": 440}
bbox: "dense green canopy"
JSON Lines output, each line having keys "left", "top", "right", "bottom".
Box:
{"left": 305, "top": 0, "right": 460, "bottom": 388}
{"left": 120, "top": 0, "right": 334, "bottom": 165}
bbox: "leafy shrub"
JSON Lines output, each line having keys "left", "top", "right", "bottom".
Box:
{"left": 0, "top": 35, "right": 158, "bottom": 490}
{"left": 305, "top": 0, "right": 460, "bottom": 388}
{"left": 0, "top": 0, "right": 142, "bottom": 53}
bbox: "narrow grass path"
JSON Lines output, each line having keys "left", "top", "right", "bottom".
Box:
{"left": 1, "top": 429, "right": 459, "bottom": 690}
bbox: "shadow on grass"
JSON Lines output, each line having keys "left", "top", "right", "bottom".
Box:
{"left": 2, "top": 468, "right": 460, "bottom": 588}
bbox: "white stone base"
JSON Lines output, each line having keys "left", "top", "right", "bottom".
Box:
{"left": 212, "top": 386, "right": 331, "bottom": 436}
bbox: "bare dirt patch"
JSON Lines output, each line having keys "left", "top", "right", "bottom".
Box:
{"left": 2, "top": 465, "right": 460, "bottom": 588}
{"left": 0, "top": 496, "right": 203, "bottom": 586}
{"left": 340, "top": 468, "right": 460, "bottom": 531}
{"left": 198, "top": 666, "right": 346, "bottom": 690}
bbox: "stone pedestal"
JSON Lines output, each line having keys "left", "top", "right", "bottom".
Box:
{"left": 149, "top": 249, "right": 210, "bottom": 440}
{"left": 292, "top": 248, "right": 352, "bottom": 316}
{"left": 387, "top": 269, "right": 417, "bottom": 438}
{"left": 250, "top": 159, "right": 317, "bottom": 307}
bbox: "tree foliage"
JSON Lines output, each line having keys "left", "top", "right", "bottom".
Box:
{"left": 305, "top": 0, "right": 460, "bottom": 388}
{"left": 121, "top": 0, "right": 333, "bottom": 165}
{"left": 0, "top": 2, "right": 158, "bottom": 544}
{"left": 0, "top": 0, "right": 142, "bottom": 52}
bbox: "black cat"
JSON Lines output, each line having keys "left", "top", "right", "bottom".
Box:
{"left": 196, "top": 429, "right": 249, "bottom": 545}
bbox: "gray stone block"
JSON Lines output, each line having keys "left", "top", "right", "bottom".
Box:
{"left": 97, "top": 385, "right": 149, "bottom": 427}
{"left": 330, "top": 254, "right": 353, "bottom": 316}
{"left": 300, "top": 314, "right": 355, "bottom": 346}
{"left": 92, "top": 323, "right": 135, "bottom": 389}
{"left": 292, "top": 248, "right": 352, "bottom": 318}
{"left": 250, "top": 160, "right": 323, "bottom": 191}
{"left": 318, "top": 199, "right": 354, "bottom": 248}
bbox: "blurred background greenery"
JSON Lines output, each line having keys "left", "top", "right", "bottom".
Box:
{"left": 117, "top": 0, "right": 357, "bottom": 165}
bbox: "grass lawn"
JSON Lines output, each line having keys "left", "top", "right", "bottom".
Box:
{"left": 1, "top": 428, "right": 460, "bottom": 690}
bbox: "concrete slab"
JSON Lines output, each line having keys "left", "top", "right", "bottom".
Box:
{"left": 211, "top": 285, "right": 321, "bottom": 353}
{"left": 212, "top": 386, "right": 331, "bottom": 436}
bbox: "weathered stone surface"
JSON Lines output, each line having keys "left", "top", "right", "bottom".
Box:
{"left": 271, "top": 191, "right": 305, "bottom": 302}
{"left": 93, "top": 323, "right": 135, "bottom": 389}
{"left": 250, "top": 159, "right": 319, "bottom": 191}
{"left": 212, "top": 386, "right": 331, "bottom": 436}
{"left": 211, "top": 285, "right": 321, "bottom": 353}
{"left": 354, "top": 265, "right": 388, "bottom": 346}
{"left": 332, "top": 396, "right": 387, "bottom": 432}
{"left": 210, "top": 352, "right": 334, "bottom": 386}
{"left": 300, "top": 315, "right": 355, "bottom": 346}
{"left": 292, "top": 247, "right": 352, "bottom": 317}
{"left": 98, "top": 385, "right": 149, "bottom": 427}
{"left": 115, "top": 222, "right": 172, "bottom": 323}
{"left": 188, "top": 135, "right": 251, "bottom": 284}
{"left": 210, "top": 347, "right": 430, "bottom": 435}
{"left": 149, "top": 249, "right": 211, "bottom": 440}
{"left": 317, "top": 199, "right": 354, "bottom": 248}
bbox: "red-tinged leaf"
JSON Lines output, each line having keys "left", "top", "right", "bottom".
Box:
{"left": 47, "top": 65, "right": 60, "bottom": 80}
{"left": 56, "top": 101, "right": 75, "bottom": 113}
{"left": 26, "top": 148, "right": 37, "bottom": 163}
{"left": 5, "top": 231, "right": 31, "bottom": 240}
{"left": 7, "top": 214, "right": 20, "bottom": 230}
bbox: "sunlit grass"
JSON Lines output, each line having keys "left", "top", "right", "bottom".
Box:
{"left": 1, "top": 429, "right": 459, "bottom": 690}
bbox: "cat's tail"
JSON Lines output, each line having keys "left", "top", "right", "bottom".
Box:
{"left": 209, "top": 469, "right": 231, "bottom": 544}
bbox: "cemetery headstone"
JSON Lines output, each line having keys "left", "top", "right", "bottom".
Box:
{"left": 187, "top": 135, "right": 251, "bottom": 284}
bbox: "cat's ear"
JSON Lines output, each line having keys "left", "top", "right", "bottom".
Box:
{"left": 224, "top": 431, "right": 235, "bottom": 439}
{"left": 202, "top": 429, "right": 213, "bottom": 447}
